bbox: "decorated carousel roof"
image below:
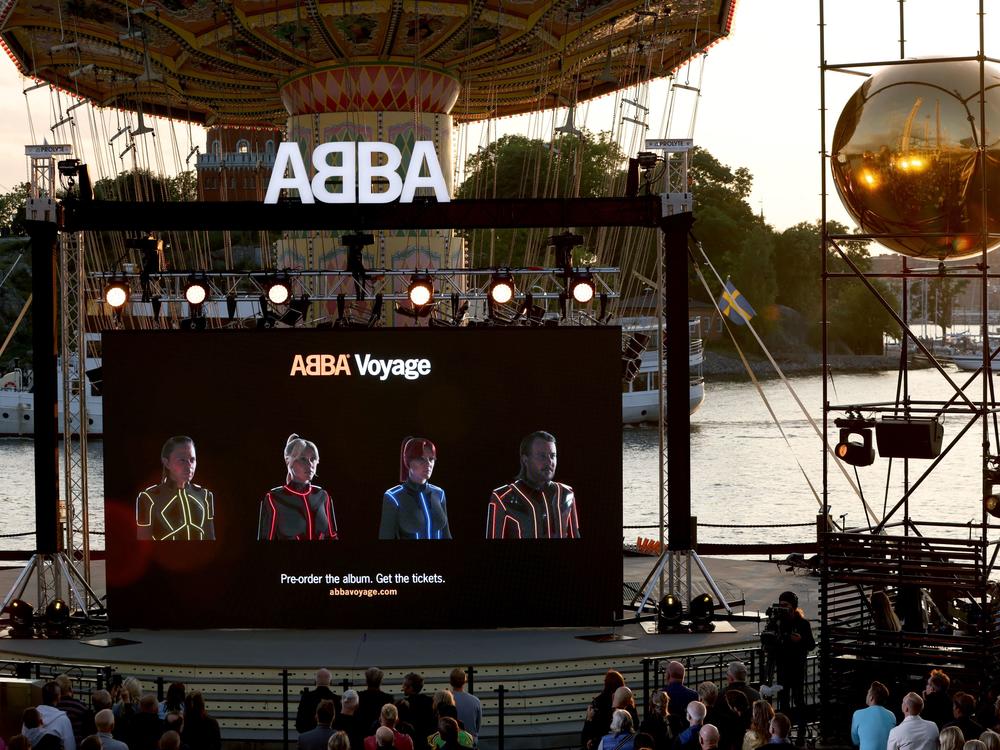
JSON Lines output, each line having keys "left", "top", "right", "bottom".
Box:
{"left": 0, "top": 0, "right": 734, "bottom": 124}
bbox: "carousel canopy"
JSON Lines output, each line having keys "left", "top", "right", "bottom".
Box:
{"left": 0, "top": 0, "right": 734, "bottom": 124}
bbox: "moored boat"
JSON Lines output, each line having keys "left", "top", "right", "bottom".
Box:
{"left": 622, "top": 317, "right": 705, "bottom": 424}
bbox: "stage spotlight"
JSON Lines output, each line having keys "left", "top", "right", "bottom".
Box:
{"left": 657, "top": 592, "right": 684, "bottom": 632}
{"left": 103, "top": 279, "right": 129, "bottom": 309}
{"left": 489, "top": 272, "right": 515, "bottom": 304}
{"left": 184, "top": 275, "right": 208, "bottom": 306}
{"left": 834, "top": 415, "right": 876, "bottom": 467}
{"left": 689, "top": 593, "right": 715, "bottom": 631}
{"left": 987, "top": 492, "right": 1000, "bottom": 519}
{"left": 266, "top": 274, "right": 291, "bottom": 305}
{"left": 569, "top": 272, "right": 595, "bottom": 304}
{"left": 408, "top": 274, "right": 434, "bottom": 307}
{"left": 7, "top": 598, "right": 33, "bottom": 636}
{"left": 45, "top": 598, "right": 70, "bottom": 638}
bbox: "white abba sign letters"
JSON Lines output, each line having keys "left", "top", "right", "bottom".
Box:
{"left": 264, "top": 140, "right": 449, "bottom": 204}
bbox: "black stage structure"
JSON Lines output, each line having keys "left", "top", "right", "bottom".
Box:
{"left": 19, "top": 191, "right": 697, "bottom": 615}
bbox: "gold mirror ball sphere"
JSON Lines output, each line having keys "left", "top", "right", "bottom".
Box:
{"left": 831, "top": 59, "right": 1000, "bottom": 260}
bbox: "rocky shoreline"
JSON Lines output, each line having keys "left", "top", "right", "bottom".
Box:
{"left": 703, "top": 350, "right": 932, "bottom": 380}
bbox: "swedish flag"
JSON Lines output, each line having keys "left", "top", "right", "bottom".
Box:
{"left": 717, "top": 278, "right": 756, "bottom": 326}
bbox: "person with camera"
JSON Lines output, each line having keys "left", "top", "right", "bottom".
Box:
{"left": 766, "top": 592, "right": 814, "bottom": 728}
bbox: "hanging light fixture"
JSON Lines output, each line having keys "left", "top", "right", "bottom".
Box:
{"left": 569, "top": 271, "right": 595, "bottom": 304}
{"left": 266, "top": 273, "right": 291, "bottom": 305}
{"left": 184, "top": 274, "right": 208, "bottom": 306}
{"left": 407, "top": 273, "right": 434, "bottom": 307}
{"left": 103, "top": 279, "right": 130, "bottom": 308}
{"left": 489, "top": 271, "right": 516, "bottom": 304}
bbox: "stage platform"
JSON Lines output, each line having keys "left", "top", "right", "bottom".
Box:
{"left": 0, "top": 555, "right": 819, "bottom": 750}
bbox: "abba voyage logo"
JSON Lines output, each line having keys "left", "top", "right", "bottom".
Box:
{"left": 290, "top": 353, "right": 432, "bottom": 381}
{"left": 264, "top": 141, "right": 449, "bottom": 204}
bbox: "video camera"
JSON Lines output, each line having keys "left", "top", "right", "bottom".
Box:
{"left": 760, "top": 601, "right": 791, "bottom": 649}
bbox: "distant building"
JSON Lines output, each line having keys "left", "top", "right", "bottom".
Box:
{"left": 196, "top": 127, "right": 282, "bottom": 201}
{"left": 867, "top": 252, "right": 1000, "bottom": 325}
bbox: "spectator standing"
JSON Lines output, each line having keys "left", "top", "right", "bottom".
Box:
{"left": 947, "top": 693, "right": 987, "bottom": 740}
{"left": 297, "top": 670, "right": 342, "bottom": 735}
{"left": 373, "top": 727, "right": 396, "bottom": 750}
{"left": 401, "top": 674, "right": 434, "bottom": 745}
{"left": 582, "top": 671, "right": 628, "bottom": 750}
{"left": 981, "top": 732, "right": 1000, "bottom": 750}
{"left": 700, "top": 725, "right": 720, "bottom": 750}
{"left": 766, "top": 715, "right": 795, "bottom": 749}
{"left": 851, "top": 682, "right": 896, "bottom": 750}
{"left": 637, "top": 690, "right": 670, "bottom": 750}
{"left": 673, "top": 701, "right": 706, "bottom": 750}
{"left": 599, "top": 710, "right": 636, "bottom": 750}
{"left": 939, "top": 727, "right": 965, "bottom": 750}
{"left": 719, "top": 664, "right": 761, "bottom": 707}
{"left": 181, "top": 692, "right": 221, "bottom": 750}
{"left": 886, "top": 693, "right": 939, "bottom": 750}
{"left": 333, "top": 690, "right": 364, "bottom": 750}
{"left": 56, "top": 675, "right": 91, "bottom": 746}
{"left": 298, "top": 700, "right": 336, "bottom": 750}
{"left": 363, "top": 704, "right": 414, "bottom": 750}
{"left": 358, "top": 669, "right": 395, "bottom": 734}
{"left": 664, "top": 663, "right": 699, "bottom": 738}
{"left": 34, "top": 682, "right": 77, "bottom": 750}
{"left": 923, "top": 670, "right": 952, "bottom": 729}
{"left": 448, "top": 669, "right": 482, "bottom": 739}
{"left": 742, "top": 701, "right": 774, "bottom": 750}
{"left": 125, "top": 696, "right": 163, "bottom": 750}
{"left": 21, "top": 707, "right": 66, "bottom": 750}
{"left": 158, "top": 685, "right": 185, "bottom": 722}
{"left": 94, "top": 710, "right": 129, "bottom": 750}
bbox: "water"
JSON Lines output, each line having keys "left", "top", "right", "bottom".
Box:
{"left": 0, "top": 368, "right": 990, "bottom": 550}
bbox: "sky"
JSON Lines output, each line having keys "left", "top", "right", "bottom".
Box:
{"left": 0, "top": 0, "right": 994, "bottom": 231}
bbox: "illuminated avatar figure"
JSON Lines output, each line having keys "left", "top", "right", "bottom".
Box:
{"left": 258, "top": 434, "right": 338, "bottom": 540}
{"left": 486, "top": 431, "right": 579, "bottom": 539}
{"left": 136, "top": 436, "right": 215, "bottom": 541}
{"left": 379, "top": 437, "right": 452, "bottom": 540}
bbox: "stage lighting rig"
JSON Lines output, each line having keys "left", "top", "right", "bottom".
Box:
{"left": 266, "top": 273, "right": 292, "bottom": 305}
{"left": 689, "top": 593, "right": 715, "bottom": 632}
{"left": 407, "top": 273, "right": 434, "bottom": 307}
{"left": 985, "top": 457, "right": 1000, "bottom": 519}
{"left": 569, "top": 271, "right": 596, "bottom": 304}
{"left": 6, "top": 598, "right": 34, "bottom": 637}
{"left": 103, "top": 278, "right": 130, "bottom": 309}
{"left": 45, "top": 598, "right": 70, "bottom": 637}
{"left": 489, "top": 271, "right": 516, "bottom": 304}
{"left": 657, "top": 592, "right": 684, "bottom": 633}
{"left": 834, "top": 413, "right": 876, "bottom": 467}
{"left": 184, "top": 274, "right": 208, "bottom": 306}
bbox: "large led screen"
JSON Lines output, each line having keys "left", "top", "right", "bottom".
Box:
{"left": 103, "top": 328, "right": 623, "bottom": 628}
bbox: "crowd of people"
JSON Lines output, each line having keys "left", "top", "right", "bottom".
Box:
{"left": 852, "top": 670, "right": 1000, "bottom": 750}
{"left": 1, "top": 666, "right": 484, "bottom": 750}
{"left": 579, "top": 660, "right": 793, "bottom": 750}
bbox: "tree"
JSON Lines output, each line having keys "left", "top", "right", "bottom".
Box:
{"left": 456, "top": 131, "right": 627, "bottom": 267}
{"left": 0, "top": 183, "right": 30, "bottom": 236}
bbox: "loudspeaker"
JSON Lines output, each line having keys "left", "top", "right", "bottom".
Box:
{"left": 875, "top": 417, "right": 943, "bottom": 459}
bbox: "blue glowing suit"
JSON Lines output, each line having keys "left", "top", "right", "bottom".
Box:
{"left": 379, "top": 480, "right": 452, "bottom": 540}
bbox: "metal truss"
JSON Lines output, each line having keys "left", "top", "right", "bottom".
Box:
{"left": 59, "top": 230, "right": 96, "bottom": 601}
